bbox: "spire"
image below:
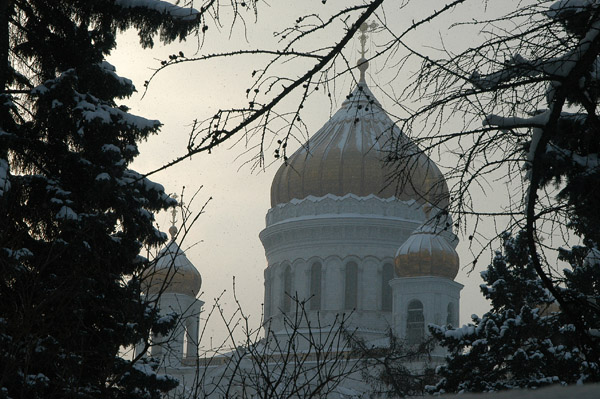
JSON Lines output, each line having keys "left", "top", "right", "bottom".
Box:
{"left": 168, "top": 193, "right": 182, "bottom": 240}
{"left": 357, "top": 21, "right": 378, "bottom": 83}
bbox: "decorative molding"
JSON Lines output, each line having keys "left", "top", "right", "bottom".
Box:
{"left": 266, "top": 193, "right": 426, "bottom": 226}
{"left": 262, "top": 194, "right": 458, "bottom": 256}
{"left": 261, "top": 220, "right": 419, "bottom": 262}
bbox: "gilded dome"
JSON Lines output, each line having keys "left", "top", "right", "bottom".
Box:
{"left": 394, "top": 224, "right": 459, "bottom": 280}
{"left": 143, "top": 234, "right": 202, "bottom": 297}
{"left": 270, "top": 83, "right": 449, "bottom": 208}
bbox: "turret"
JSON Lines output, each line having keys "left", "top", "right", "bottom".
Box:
{"left": 142, "top": 218, "right": 203, "bottom": 367}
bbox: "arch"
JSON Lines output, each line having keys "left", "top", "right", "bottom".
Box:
{"left": 185, "top": 314, "right": 199, "bottom": 359}
{"left": 182, "top": 325, "right": 188, "bottom": 358}
{"left": 310, "top": 262, "right": 322, "bottom": 310}
{"left": 447, "top": 302, "right": 455, "bottom": 326}
{"left": 283, "top": 265, "right": 292, "bottom": 313}
{"left": 344, "top": 261, "right": 358, "bottom": 310}
{"left": 406, "top": 299, "right": 424, "bottom": 345}
{"left": 381, "top": 263, "right": 394, "bottom": 311}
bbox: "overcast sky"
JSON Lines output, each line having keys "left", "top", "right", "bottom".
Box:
{"left": 107, "top": 0, "right": 522, "bottom": 346}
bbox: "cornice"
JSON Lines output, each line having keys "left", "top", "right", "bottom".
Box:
{"left": 266, "top": 193, "right": 426, "bottom": 226}
{"left": 260, "top": 216, "right": 420, "bottom": 261}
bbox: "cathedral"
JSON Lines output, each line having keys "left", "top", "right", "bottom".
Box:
{"left": 142, "top": 28, "right": 463, "bottom": 397}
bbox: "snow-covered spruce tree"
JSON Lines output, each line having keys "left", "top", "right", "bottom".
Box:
{"left": 429, "top": 232, "right": 600, "bottom": 393}
{"left": 0, "top": 1, "right": 213, "bottom": 398}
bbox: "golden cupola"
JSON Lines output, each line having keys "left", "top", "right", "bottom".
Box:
{"left": 144, "top": 225, "right": 202, "bottom": 297}
{"left": 270, "top": 74, "right": 449, "bottom": 208}
{"left": 394, "top": 223, "right": 459, "bottom": 280}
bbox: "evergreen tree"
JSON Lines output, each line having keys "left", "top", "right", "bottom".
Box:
{"left": 429, "top": 232, "right": 600, "bottom": 393}
{"left": 412, "top": 0, "right": 600, "bottom": 392}
{"left": 0, "top": 1, "right": 206, "bottom": 397}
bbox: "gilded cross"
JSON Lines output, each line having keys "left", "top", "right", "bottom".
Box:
{"left": 170, "top": 193, "right": 179, "bottom": 226}
{"left": 357, "top": 21, "right": 378, "bottom": 82}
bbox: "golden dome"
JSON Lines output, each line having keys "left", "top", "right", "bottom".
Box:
{"left": 143, "top": 238, "right": 202, "bottom": 297}
{"left": 270, "top": 83, "right": 449, "bottom": 208}
{"left": 394, "top": 225, "right": 459, "bottom": 279}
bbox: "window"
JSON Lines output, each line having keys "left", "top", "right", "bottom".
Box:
{"left": 344, "top": 262, "right": 358, "bottom": 310}
{"left": 447, "top": 302, "right": 455, "bottom": 326}
{"left": 182, "top": 326, "right": 188, "bottom": 358}
{"left": 406, "top": 300, "right": 424, "bottom": 345}
{"left": 185, "top": 317, "right": 198, "bottom": 359}
{"left": 283, "top": 265, "right": 292, "bottom": 313}
{"left": 310, "top": 262, "right": 322, "bottom": 310}
{"left": 381, "top": 263, "right": 394, "bottom": 311}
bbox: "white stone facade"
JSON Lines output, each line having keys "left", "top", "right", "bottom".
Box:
{"left": 149, "top": 292, "right": 203, "bottom": 367}
{"left": 390, "top": 276, "right": 463, "bottom": 348}
{"left": 260, "top": 193, "right": 460, "bottom": 344}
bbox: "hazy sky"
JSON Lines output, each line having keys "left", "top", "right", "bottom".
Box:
{"left": 108, "top": 0, "right": 520, "bottom": 345}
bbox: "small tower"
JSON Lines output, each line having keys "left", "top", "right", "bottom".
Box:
{"left": 143, "top": 207, "right": 203, "bottom": 367}
{"left": 391, "top": 210, "right": 462, "bottom": 347}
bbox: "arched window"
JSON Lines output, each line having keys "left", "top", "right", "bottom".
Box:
{"left": 310, "top": 262, "right": 322, "bottom": 310}
{"left": 381, "top": 263, "right": 394, "bottom": 311}
{"left": 446, "top": 302, "right": 455, "bottom": 326}
{"left": 406, "top": 300, "right": 424, "bottom": 345}
{"left": 283, "top": 265, "right": 292, "bottom": 313}
{"left": 182, "top": 326, "right": 189, "bottom": 358}
{"left": 185, "top": 316, "right": 199, "bottom": 359}
{"left": 344, "top": 262, "right": 358, "bottom": 310}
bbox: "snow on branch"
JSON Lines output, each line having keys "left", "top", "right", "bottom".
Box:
{"left": 118, "top": 170, "right": 176, "bottom": 205}
{"left": 56, "top": 206, "right": 79, "bottom": 221}
{"left": 98, "top": 61, "right": 133, "bottom": 88}
{"left": 472, "top": 15, "right": 600, "bottom": 91}
{"left": 483, "top": 110, "right": 551, "bottom": 129}
{"left": 546, "top": 143, "right": 600, "bottom": 169}
{"left": 73, "top": 91, "right": 160, "bottom": 130}
{"left": 547, "top": 0, "right": 600, "bottom": 19}
{"left": 115, "top": 0, "right": 200, "bottom": 21}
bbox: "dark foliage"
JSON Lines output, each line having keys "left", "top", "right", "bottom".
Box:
{"left": 430, "top": 233, "right": 600, "bottom": 393}
{"left": 0, "top": 1, "right": 208, "bottom": 397}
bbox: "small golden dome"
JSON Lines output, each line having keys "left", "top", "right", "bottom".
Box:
{"left": 270, "top": 83, "right": 449, "bottom": 208}
{"left": 144, "top": 240, "right": 202, "bottom": 297}
{"left": 395, "top": 225, "right": 459, "bottom": 279}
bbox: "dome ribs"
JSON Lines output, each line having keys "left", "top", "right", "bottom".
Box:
{"left": 340, "top": 118, "right": 360, "bottom": 197}
{"left": 269, "top": 83, "right": 449, "bottom": 209}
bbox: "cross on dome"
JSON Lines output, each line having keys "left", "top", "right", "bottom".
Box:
{"left": 357, "top": 21, "right": 378, "bottom": 83}
{"left": 169, "top": 193, "right": 184, "bottom": 240}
